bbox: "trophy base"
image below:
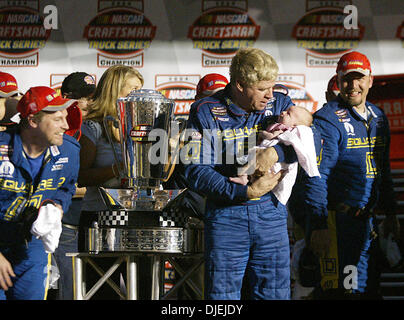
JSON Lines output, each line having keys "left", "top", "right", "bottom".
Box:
{"left": 84, "top": 226, "right": 204, "bottom": 254}
{"left": 98, "top": 187, "right": 183, "bottom": 211}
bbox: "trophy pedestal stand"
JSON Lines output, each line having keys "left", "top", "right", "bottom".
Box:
{"left": 68, "top": 252, "right": 204, "bottom": 300}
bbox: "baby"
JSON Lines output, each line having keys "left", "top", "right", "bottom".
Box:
{"left": 260, "top": 105, "right": 313, "bottom": 145}
{"left": 230, "top": 105, "right": 318, "bottom": 204}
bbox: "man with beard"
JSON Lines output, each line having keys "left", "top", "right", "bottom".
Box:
{"left": 290, "top": 51, "right": 400, "bottom": 299}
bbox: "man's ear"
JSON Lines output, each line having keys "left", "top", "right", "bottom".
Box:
{"left": 235, "top": 80, "right": 244, "bottom": 93}
{"left": 368, "top": 75, "right": 373, "bottom": 89}
{"left": 27, "top": 114, "right": 39, "bottom": 128}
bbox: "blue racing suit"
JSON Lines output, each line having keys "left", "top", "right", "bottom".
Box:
{"left": 289, "top": 96, "right": 396, "bottom": 297}
{"left": 183, "top": 85, "right": 295, "bottom": 299}
{"left": 0, "top": 129, "right": 80, "bottom": 300}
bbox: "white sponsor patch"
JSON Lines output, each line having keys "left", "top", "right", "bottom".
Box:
{"left": 0, "top": 161, "right": 14, "bottom": 177}
{"left": 55, "top": 157, "right": 69, "bottom": 164}
{"left": 50, "top": 146, "right": 60, "bottom": 157}
{"left": 51, "top": 164, "right": 64, "bottom": 171}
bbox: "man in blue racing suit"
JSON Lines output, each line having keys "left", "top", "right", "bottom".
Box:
{"left": 182, "top": 48, "right": 297, "bottom": 299}
{"left": 289, "top": 51, "right": 400, "bottom": 299}
{"left": 0, "top": 86, "right": 80, "bottom": 300}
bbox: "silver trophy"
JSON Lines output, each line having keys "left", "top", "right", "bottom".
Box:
{"left": 88, "top": 89, "right": 204, "bottom": 256}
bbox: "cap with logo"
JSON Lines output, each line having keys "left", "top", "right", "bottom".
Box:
{"left": 17, "top": 86, "right": 82, "bottom": 139}
{"left": 196, "top": 73, "right": 229, "bottom": 98}
{"left": 61, "top": 72, "right": 96, "bottom": 99}
{"left": 336, "top": 51, "right": 371, "bottom": 77}
{"left": 0, "top": 72, "right": 22, "bottom": 98}
{"left": 17, "top": 86, "right": 78, "bottom": 118}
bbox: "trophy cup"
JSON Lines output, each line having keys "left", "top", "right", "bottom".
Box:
{"left": 85, "top": 89, "right": 203, "bottom": 254}
{"left": 103, "top": 88, "right": 178, "bottom": 210}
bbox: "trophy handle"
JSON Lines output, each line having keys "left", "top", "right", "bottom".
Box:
{"left": 161, "top": 118, "right": 187, "bottom": 182}
{"left": 103, "top": 115, "right": 125, "bottom": 177}
{"left": 162, "top": 156, "right": 176, "bottom": 182}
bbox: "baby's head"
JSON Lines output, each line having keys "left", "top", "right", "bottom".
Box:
{"left": 278, "top": 106, "right": 313, "bottom": 127}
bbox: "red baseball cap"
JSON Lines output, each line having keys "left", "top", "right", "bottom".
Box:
{"left": 0, "top": 72, "right": 22, "bottom": 98}
{"left": 336, "top": 51, "right": 371, "bottom": 76}
{"left": 327, "top": 75, "right": 339, "bottom": 93}
{"left": 17, "top": 86, "right": 82, "bottom": 139}
{"left": 196, "top": 73, "right": 228, "bottom": 98}
{"left": 17, "top": 86, "right": 77, "bottom": 118}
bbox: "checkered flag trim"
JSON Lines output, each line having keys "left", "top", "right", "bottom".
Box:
{"left": 98, "top": 210, "right": 128, "bottom": 226}
{"left": 159, "top": 209, "right": 189, "bottom": 227}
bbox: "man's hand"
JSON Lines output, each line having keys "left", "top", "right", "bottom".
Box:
{"left": 54, "top": 203, "right": 64, "bottom": 219}
{"left": 0, "top": 253, "right": 15, "bottom": 291}
{"left": 246, "top": 171, "right": 282, "bottom": 199}
{"left": 240, "top": 147, "right": 279, "bottom": 176}
{"left": 258, "top": 130, "right": 282, "bottom": 144}
{"left": 229, "top": 174, "right": 249, "bottom": 186}
{"left": 310, "top": 229, "right": 331, "bottom": 258}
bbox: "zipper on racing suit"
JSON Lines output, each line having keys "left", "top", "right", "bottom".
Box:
{"left": 360, "top": 111, "right": 378, "bottom": 239}
{"left": 20, "top": 151, "right": 53, "bottom": 247}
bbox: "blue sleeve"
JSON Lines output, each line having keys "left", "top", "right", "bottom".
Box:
{"left": 288, "top": 124, "right": 323, "bottom": 227}
{"left": 182, "top": 104, "right": 248, "bottom": 203}
{"left": 51, "top": 137, "right": 81, "bottom": 213}
{"left": 301, "top": 115, "right": 342, "bottom": 230}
